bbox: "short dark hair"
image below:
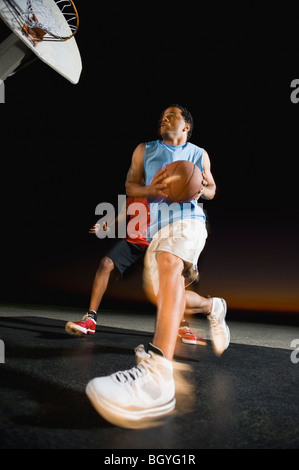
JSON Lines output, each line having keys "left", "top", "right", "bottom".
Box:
{"left": 160, "top": 103, "right": 194, "bottom": 141}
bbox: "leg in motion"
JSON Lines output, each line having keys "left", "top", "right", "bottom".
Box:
{"left": 85, "top": 251, "right": 186, "bottom": 426}
{"left": 89, "top": 256, "right": 115, "bottom": 313}
{"left": 152, "top": 251, "right": 186, "bottom": 360}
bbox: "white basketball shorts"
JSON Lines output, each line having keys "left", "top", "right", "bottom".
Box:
{"left": 143, "top": 219, "right": 208, "bottom": 296}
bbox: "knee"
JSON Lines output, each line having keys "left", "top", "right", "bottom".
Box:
{"left": 157, "top": 251, "right": 184, "bottom": 275}
{"left": 99, "top": 256, "right": 115, "bottom": 273}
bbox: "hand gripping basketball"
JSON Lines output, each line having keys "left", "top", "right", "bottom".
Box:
{"left": 149, "top": 168, "right": 169, "bottom": 199}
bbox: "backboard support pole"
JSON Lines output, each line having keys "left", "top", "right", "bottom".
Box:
{"left": 0, "top": 33, "right": 30, "bottom": 81}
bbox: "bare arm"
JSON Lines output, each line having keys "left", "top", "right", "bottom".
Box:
{"left": 125, "top": 143, "right": 169, "bottom": 199}
{"left": 199, "top": 150, "right": 216, "bottom": 200}
{"left": 125, "top": 144, "right": 147, "bottom": 197}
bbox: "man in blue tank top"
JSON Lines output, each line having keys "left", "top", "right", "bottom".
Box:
{"left": 86, "top": 105, "right": 230, "bottom": 427}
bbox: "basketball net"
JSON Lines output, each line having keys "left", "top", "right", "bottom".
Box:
{"left": 5, "top": 0, "right": 79, "bottom": 43}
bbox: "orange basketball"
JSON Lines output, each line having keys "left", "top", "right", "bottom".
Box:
{"left": 163, "top": 160, "right": 203, "bottom": 203}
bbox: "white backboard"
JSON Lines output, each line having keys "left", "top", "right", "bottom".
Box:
{"left": 0, "top": 0, "right": 82, "bottom": 84}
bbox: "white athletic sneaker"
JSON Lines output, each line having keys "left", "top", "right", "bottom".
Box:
{"left": 207, "top": 298, "right": 230, "bottom": 356}
{"left": 86, "top": 344, "right": 176, "bottom": 428}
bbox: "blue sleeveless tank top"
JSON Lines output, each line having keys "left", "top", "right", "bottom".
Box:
{"left": 144, "top": 140, "right": 206, "bottom": 240}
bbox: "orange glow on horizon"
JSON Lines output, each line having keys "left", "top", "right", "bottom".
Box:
{"left": 222, "top": 293, "right": 299, "bottom": 315}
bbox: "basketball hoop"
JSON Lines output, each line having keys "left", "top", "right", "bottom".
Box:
{"left": 0, "top": 0, "right": 82, "bottom": 84}
{"left": 4, "top": 0, "right": 79, "bottom": 44}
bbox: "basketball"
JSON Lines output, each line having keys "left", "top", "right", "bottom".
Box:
{"left": 163, "top": 160, "right": 203, "bottom": 203}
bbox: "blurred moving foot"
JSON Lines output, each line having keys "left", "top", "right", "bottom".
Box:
{"left": 86, "top": 344, "right": 176, "bottom": 428}
{"left": 207, "top": 298, "right": 230, "bottom": 356}
{"left": 178, "top": 323, "right": 207, "bottom": 346}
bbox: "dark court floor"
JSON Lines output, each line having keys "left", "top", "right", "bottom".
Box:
{"left": 0, "top": 304, "right": 299, "bottom": 450}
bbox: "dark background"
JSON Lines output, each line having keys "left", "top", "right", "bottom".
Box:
{"left": 0, "top": 5, "right": 298, "bottom": 321}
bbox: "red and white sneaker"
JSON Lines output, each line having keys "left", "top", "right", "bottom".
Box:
{"left": 178, "top": 325, "right": 207, "bottom": 346}
{"left": 65, "top": 313, "right": 96, "bottom": 337}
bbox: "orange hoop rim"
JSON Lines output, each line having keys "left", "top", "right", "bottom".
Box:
{"left": 5, "top": 0, "right": 79, "bottom": 42}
